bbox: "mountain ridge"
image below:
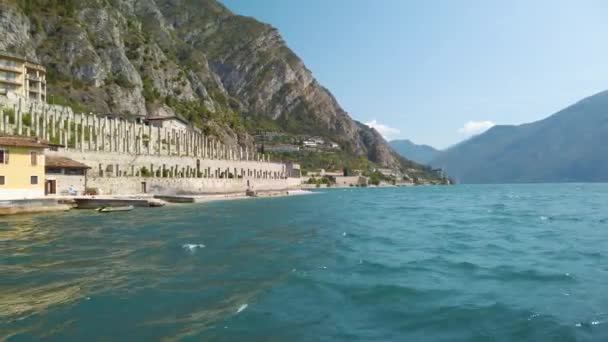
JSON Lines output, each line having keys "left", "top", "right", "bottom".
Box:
{"left": 431, "top": 90, "right": 608, "bottom": 183}
{"left": 0, "top": 0, "right": 444, "bottom": 181}
{"left": 389, "top": 139, "right": 440, "bottom": 165}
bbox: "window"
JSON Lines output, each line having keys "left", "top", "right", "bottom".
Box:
{"left": 66, "top": 169, "right": 85, "bottom": 175}
{"left": 31, "top": 151, "right": 38, "bottom": 166}
{"left": 0, "top": 176, "right": 4, "bottom": 185}
{"left": 31, "top": 176, "right": 38, "bottom": 185}
{"left": 46, "top": 167, "right": 62, "bottom": 174}
{"left": 0, "top": 149, "right": 7, "bottom": 164}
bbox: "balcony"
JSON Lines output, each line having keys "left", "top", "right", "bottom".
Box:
{"left": 25, "top": 61, "right": 45, "bottom": 73}
{"left": 27, "top": 74, "right": 42, "bottom": 82}
{"left": 0, "top": 63, "right": 21, "bottom": 73}
{"left": 0, "top": 76, "right": 21, "bottom": 85}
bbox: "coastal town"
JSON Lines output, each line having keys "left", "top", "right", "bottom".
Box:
{"left": 0, "top": 51, "right": 422, "bottom": 215}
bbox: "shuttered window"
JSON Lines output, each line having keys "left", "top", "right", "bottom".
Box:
{"left": 0, "top": 149, "right": 7, "bottom": 164}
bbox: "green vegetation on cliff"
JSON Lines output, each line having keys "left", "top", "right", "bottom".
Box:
{"left": 2, "top": 0, "right": 446, "bottom": 183}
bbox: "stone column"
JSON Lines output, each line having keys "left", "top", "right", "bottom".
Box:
{"left": 116, "top": 119, "right": 120, "bottom": 153}
{"left": 86, "top": 116, "right": 91, "bottom": 150}
{"left": 192, "top": 133, "right": 197, "bottom": 157}
{"left": 93, "top": 117, "right": 98, "bottom": 151}
{"left": 32, "top": 110, "right": 38, "bottom": 137}
{"left": 66, "top": 113, "right": 72, "bottom": 149}
{"left": 176, "top": 130, "right": 181, "bottom": 156}
{"left": 147, "top": 125, "right": 152, "bottom": 155}
{"left": 37, "top": 110, "right": 42, "bottom": 137}
{"left": 43, "top": 108, "right": 47, "bottom": 140}
{"left": 136, "top": 125, "right": 141, "bottom": 155}
{"left": 80, "top": 115, "right": 85, "bottom": 152}
{"left": 59, "top": 126, "right": 64, "bottom": 146}
{"left": 166, "top": 130, "right": 171, "bottom": 156}
{"left": 51, "top": 108, "right": 56, "bottom": 142}
{"left": 182, "top": 131, "right": 186, "bottom": 156}
{"left": 125, "top": 122, "right": 130, "bottom": 154}
{"left": 157, "top": 126, "right": 162, "bottom": 155}
{"left": 101, "top": 119, "right": 106, "bottom": 152}
{"left": 108, "top": 119, "right": 113, "bottom": 152}
{"left": 124, "top": 124, "right": 129, "bottom": 154}
{"left": 185, "top": 131, "right": 190, "bottom": 157}
{"left": 114, "top": 119, "right": 120, "bottom": 153}
{"left": 203, "top": 136, "right": 207, "bottom": 158}
{"left": 17, "top": 100, "right": 23, "bottom": 135}
{"left": 118, "top": 119, "right": 123, "bottom": 153}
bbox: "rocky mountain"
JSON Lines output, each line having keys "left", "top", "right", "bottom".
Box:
{"left": 431, "top": 90, "right": 608, "bottom": 183}
{"left": 0, "top": 0, "right": 444, "bottom": 181}
{"left": 389, "top": 139, "right": 440, "bottom": 165}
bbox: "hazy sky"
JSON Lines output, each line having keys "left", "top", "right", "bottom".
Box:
{"left": 221, "top": 0, "right": 608, "bottom": 149}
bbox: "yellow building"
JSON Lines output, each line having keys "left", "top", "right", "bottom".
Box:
{"left": 0, "top": 135, "right": 49, "bottom": 199}
{"left": 0, "top": 51, "right": 47, "bottom": 102}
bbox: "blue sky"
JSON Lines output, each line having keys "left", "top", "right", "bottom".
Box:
{"left": 221, "top": 0, "right": 608, "bottom": 149}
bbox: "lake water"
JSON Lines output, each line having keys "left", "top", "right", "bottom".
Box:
{"left": 2, "top": 184, "right": 608, "bottom": 341}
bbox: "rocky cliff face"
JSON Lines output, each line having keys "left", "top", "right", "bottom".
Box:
{"left": 0, "top": 0, "right": 437, "bottom": 178}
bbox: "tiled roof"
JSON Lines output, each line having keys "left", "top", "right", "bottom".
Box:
{"left": 45, "top": 156, "right": 90, "bottom": 169}
{"left": 0, "top": 135, "right": 50, "bottom": 148}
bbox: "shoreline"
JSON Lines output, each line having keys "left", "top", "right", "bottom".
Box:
{"left": 157, "top": 189, "right": 313, "bottom": 204}
{"left": 0, "top": 189, "right": 314, "bottom": 216}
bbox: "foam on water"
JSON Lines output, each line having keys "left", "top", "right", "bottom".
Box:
{"left": 182, "top": 243, "right": 206, "bottom": 252}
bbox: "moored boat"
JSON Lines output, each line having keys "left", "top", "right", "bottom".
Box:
{"left": 97, "top": 205, "right": 135, "bottom": 212}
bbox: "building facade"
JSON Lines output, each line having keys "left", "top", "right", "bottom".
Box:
{"left": 0, "top": 88, "right": 303, "bottom": 197}
{"left": 0, "top": 135, "right": 49, "bottom": 199}
{"left": 45, "top": 156, "right": 90, "bottom": 196}
{"left": 0, "top": 51, "right": 46, "bottom": 102}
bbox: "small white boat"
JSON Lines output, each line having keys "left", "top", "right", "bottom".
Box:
{"left": 97, "top": 205, "right": 134, "bottom": 212}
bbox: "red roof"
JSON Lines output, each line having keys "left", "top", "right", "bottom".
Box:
{"left": 45, "top": 156, "right": 90, "bottom": 169}
{"left": 0, "top": 135, "right": 50, "bottom": 148}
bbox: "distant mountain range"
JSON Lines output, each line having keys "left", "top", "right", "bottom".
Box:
{"left": 389, "top": 139, "right": 440, "bottom": 165}
{"left": 430, "top": 90, "right": 608, "bottom": 183}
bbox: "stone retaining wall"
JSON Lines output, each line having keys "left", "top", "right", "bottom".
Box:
{"left": 87, "top": 176, "right": 302, "bottom": 195}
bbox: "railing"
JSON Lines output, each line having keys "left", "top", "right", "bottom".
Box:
{"left": 0, "top": 73, "right": 18, "bottom": 81}
{"left": 0, "top": 75, "right": 20, "bottom": 84}
{"left": 25, "top": 62, "right": 45, "bottom": 72}
{"left": 27, "top": 74, "right": 41, "bottom": 82}
{"left": 0, "top": 61, "right": 20, "bottom": 72}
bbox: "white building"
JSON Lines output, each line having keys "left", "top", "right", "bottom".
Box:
{"left": 146, "top": 115, "right": 191, "bottom": 131}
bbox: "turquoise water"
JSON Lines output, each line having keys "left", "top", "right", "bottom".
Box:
{"left": 2, "top": 184, "right": 608, "bottom": 341}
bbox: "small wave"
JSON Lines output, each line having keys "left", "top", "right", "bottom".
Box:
{"left": 182, "top": 244, "right": 206, "bottom": 252}
{"left": 576, "top": 320, "right": 603, "bottom": 327}
{"left": 485, "top": 266, "right": 575, "bottom": 283}
{"left": 236, "top": 304, "right": 248, "bottom": 314}
{"left": 346, "top": 283, "right": 449, "bottom": 303}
